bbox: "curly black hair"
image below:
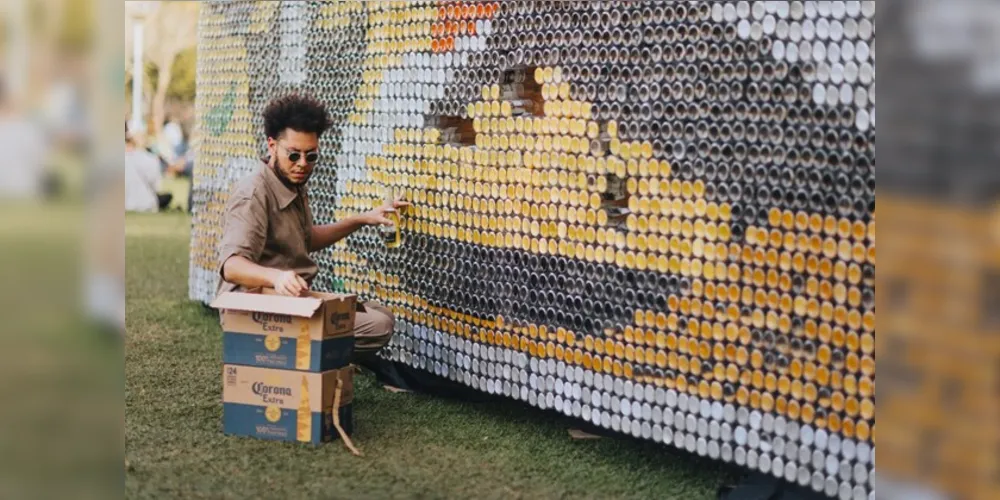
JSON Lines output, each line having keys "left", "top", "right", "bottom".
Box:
{"left": 262, "top": 93, "right": 333, "bottom": 139}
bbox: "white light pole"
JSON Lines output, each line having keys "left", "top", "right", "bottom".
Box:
{"left": 131, "top": 21, "right": 144, "bottom": 133}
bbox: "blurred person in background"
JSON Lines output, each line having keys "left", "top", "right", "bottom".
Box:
{"left": 124, "top": 122, "right": 171, "bottom": 212}
{"left": 0, "top": 77, "right": 51, "bottom": 200}
{"left": 163, "top": 115, "right": 195, "bottom": 213}
{"left": 156, "top": 114, "right": 186, "bottom": 169}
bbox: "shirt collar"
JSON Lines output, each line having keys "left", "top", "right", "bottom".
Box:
{"left": 261, "top": 158, "right": 299, "bottom": 210}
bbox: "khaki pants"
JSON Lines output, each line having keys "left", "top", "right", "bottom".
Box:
{"left": 351, "top": 302, "right": 394, "bottom": 363}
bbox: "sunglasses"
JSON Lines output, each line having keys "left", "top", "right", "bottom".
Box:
{"left": 278, "top": 144, "right": 320, "bottom": 164}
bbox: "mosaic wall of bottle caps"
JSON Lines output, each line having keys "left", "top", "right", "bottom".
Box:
{"left": 191, "top": 2, "right": 875, "bottom": 498}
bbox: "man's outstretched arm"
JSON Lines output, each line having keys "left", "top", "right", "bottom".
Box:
{"left": 309, "top": 214, "right": 367, "bottom": 252}
{"left": 309, "top": 198, "right": 410, "bottom": 252}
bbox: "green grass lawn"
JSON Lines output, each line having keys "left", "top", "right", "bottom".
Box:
{"left": 126, "top": 213, "right": 734, "bottom": 499}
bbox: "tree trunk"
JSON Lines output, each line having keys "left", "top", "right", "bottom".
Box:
{"left": 151, "top": 57, "right": 172, "bottom": 140}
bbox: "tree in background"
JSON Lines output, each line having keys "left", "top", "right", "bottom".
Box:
{"left": 140, "top": 1, "right": 198, "bottom": 138}
{"left": 168, "top": 47, "right": 197, "bottom": 104}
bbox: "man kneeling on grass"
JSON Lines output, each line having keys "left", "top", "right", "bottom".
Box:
{"left": 217, "top": 93, "right": 408, "bottom": 371}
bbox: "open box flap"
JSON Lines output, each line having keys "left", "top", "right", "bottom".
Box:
{"left": 299, "top": 291, "right": 362, "bottom": 312}
{"left": 211, "top": 292, "right": 324, "bottom": 318}
{"left": 307, "top": 291, "right": 357, "bottom": 301}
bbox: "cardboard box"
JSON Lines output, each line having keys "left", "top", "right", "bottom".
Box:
{"left": 212, "top": 289, "right": 358, "bottom": 372}
{"left": 222, "top": 364, "right": 354, "bottom": 444}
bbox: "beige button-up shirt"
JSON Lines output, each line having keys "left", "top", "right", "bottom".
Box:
{"left": 216, "top": 162, "right": 316, "bottom": 297}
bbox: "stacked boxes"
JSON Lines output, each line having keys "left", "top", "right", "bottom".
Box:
{"left": 212, "top": 289, "right": 358, "bottom": 444}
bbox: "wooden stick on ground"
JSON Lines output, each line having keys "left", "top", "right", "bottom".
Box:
{"left": 567, "top": 429, "right": 603, "bottom": 440}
